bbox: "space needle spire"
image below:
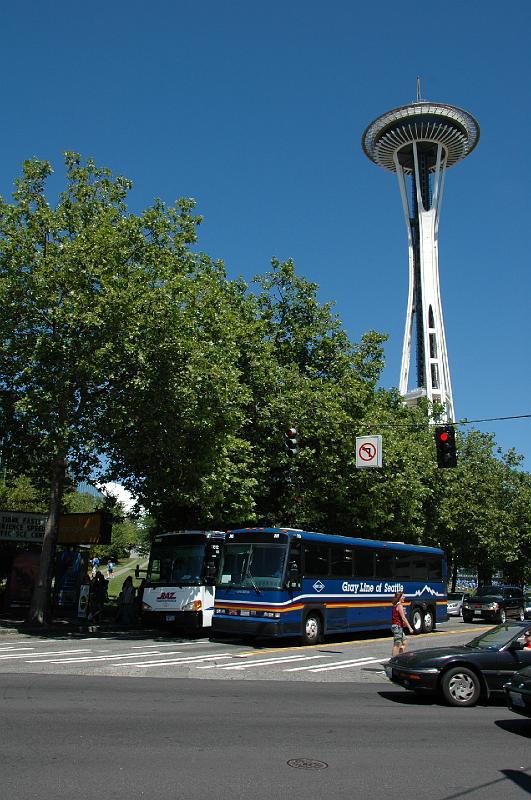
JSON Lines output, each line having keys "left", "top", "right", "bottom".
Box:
{"left": 362, "top": 90, "right": 479, "bottom": 422}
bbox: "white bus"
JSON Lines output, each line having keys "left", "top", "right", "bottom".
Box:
{"left": 137, "top": 530, "right": 224, "bottom": 630}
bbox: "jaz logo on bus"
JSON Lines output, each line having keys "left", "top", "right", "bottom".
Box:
{"left": 157, "top": 592, "right": 176, "bottom": 601}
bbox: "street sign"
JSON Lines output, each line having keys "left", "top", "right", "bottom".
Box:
{"left": 356, "top": 435, "right": 382, "bottom": 468}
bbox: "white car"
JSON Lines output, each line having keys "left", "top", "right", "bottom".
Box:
{"left": 447, "top": 592, "right": 466, "bottom": 617}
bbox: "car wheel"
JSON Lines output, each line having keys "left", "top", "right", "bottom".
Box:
{"left": 462, "top": 611, "right": 473, "bottom": 623}
{"left": 422, "top": 608, "right": 435, "bottom": 633}
{"left": 302, "top": 613, "right": 322, "bottom": 645}
{"left": 441, "top": 667, "right": 481, "bottom": 707}
{"left": 411, "top": 607, "right": 423, "bottom": 635}
{"left": 497, "top": 608, "right": 507, "bottom": 624}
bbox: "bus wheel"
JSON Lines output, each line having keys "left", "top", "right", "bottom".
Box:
{"left": 302, "top": 613, "right": 322, "bottom": 645}
{"left": 422, "top": 608, "right": 434, "bottom": 633}
{"left": 411, "top": 607, "right": 423, "bottom": 635}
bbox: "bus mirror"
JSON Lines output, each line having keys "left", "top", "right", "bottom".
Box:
{"left": 288, "top": 563, "right": 299, "bottom": 581}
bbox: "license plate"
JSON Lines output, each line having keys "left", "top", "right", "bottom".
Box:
{"left": 474, "top": 610, "right": 482, "bottom": 616}
{"left": 165, "top": 614, "right": 176, "bottom": 622}
{"left": 240, "top": 610, "right": 250, "bottom": 616}
{"left": 510, "top": 691, "right": 526, "bottom": 707}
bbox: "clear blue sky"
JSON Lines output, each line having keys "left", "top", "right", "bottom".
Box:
{"left": 2, "top": 1, "right": 530, "bottom": 468}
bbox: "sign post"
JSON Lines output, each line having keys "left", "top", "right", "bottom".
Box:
{"left": 355, "top": 435, "right": 382, "bottom": 469}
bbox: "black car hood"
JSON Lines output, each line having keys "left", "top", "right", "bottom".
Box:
{"left": 392, "top": 646, "right": 481, "bottom": 668}
{"left": 466, "top": 595, "right": 502, "bottom": 604}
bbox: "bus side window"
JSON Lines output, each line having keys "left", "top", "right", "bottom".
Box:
{"left": 394, "top": 554, "right": 412, "bottom": 580}
{"left": 375, "top": 551, "right": 393, "bottom": 580}
{"left": 150, "top": 559, "right": 161, "bottom": 582}
{"left": 330, "top": 545, "right": 353, "bottom": 578}
{"left": 412, "top": 558, "right": 428, "bottom": 581}
{"left": 353, "top": 548, "right": 374, "bottom": 579}
{"left": 426, "top": 556, "right": 442, "bottom": 581}
{"left": 304, "top": 543, "right": 329, "bottom": 578}
{"left": 287, "top": 542, "right": 301, "bottom": 588}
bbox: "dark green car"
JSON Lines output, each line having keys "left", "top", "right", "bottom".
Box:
{"left": 504, "top": 664, "right": 531, "bottom": 718}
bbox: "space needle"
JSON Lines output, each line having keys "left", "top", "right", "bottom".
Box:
{"left": 362, "top": 83, "right": 479, "bottom": 422}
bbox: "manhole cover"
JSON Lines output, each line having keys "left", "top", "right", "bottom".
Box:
{"left": 287, "top": 759, "right": 328, "bottom": 770}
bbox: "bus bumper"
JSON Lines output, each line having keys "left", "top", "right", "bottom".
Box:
{"left": 212, "top": 616, "right": 298, "bottom": 638}
{"left": 143, "top": 610, "right": 203, "bottom": 629}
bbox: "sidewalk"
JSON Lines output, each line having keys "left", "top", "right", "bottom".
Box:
{"left": 0, "top": 612, "right": 146, "bottom": 637}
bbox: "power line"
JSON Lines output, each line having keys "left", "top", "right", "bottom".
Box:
{"left": 361, "top": 413, "right": 531, "bottom": 433}
{"left": 456, "top": 414, "right": 531, "bottom": 425}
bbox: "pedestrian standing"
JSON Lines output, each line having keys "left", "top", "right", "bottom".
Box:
{"left": 89, "top": 571, "right": 108, "bottom": 623}
{"left": 391, "top": 590, "right": 414, "bottom": 657}
{"left": 116, "top": 576, "right": 137, "bottom": 626}
{"left": 106, "top": 560, "right": 114, "bottom": 579}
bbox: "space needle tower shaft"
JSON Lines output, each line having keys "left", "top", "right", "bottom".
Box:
{"left": 362, "top": 88, "right": 479, "bottom": 421}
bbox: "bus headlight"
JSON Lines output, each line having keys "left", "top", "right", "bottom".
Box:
{"left": 183, "top": 600, "right": 202, "bottom": 611}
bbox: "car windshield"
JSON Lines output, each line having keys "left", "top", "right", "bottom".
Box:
{"left": 219, "top": 543, "right": 287, "bottom": 589}
{"left": 448, "top": 593, "right": 463, "bottom": 600}
{"left": 470, "top": 586, "right": 502, "bottom": 598}
{"left": 465, "top": 624, "right": 526, "bottom": 650}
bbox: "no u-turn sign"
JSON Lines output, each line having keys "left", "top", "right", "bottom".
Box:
{"left": 355, "top": 435, "right": 382, "bottom": 468}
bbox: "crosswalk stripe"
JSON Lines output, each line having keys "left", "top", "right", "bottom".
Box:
{"left": 309, "top": 658, "right": 384, "bottom": 673}
{"left": 1, "top": 649, "right": 92, "bottom": 661}
{"left": 284, "top": 655, "right": 375, "bottom": 672}
{"left": 129, "top": 641, "right": 206, "bottom": 648}
{"left": 116, "top": 653, "right": 233, "bottom": 668}
{"left": 199, "top": 654, "right": 325, "bottom": 671}
{"left": 26, "top": 649, "right": 183, "bottom": 664}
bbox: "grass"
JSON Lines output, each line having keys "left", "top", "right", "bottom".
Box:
{"left": 101, "top": 557, "right": 147, "bottom": 600}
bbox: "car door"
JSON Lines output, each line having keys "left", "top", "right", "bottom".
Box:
{"left": 496, "top": 638, "right": 531, "bottom": 688}
{"left": 503, "top": 588, "right": 515, "bottom": 618}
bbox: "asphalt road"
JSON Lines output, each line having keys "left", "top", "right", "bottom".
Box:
{"left": 1, "top": 673, "right": 530, "bottom": 800}
{"left": 0, "top": 619, "right": 493, "bottom": 681}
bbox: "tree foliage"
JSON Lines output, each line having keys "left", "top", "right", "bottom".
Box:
{"left": 1, "top": 152, "right": 530, "bottom": 626}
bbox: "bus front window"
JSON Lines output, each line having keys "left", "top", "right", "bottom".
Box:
{"left": 220, "top": 544, "right": 287, "bottom": 589}
{"left": 146, "top": 544, "right": 205, "bottom": 585}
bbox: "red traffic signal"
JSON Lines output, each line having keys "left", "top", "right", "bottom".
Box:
{"left": 434, "top": 425, "right": 457, "bottom": 468}
{"left": 284, "top": 426, "right": 299, "bottom": 457}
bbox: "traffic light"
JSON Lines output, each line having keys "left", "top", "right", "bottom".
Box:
{"left": 284, "top": 426, "right": 299, "bottom": 457}
{"left": 434, "top": 425, "right": 457, "bottom": 468}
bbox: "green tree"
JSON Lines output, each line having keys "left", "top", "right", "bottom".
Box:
{"left": 0, "top": 153, "right": 207, "bottom": 622}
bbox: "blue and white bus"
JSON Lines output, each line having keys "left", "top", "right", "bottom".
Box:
{"left": 213, "top": 527, "right": 447, "bottom": 644}
{"left": 138, "top": 530, "right": 224, "bottom": 629}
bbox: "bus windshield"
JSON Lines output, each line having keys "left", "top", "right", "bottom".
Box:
{"left": 219, "top": 542, "right": 287, "bottom": 589}
{"left": 147, "top": 543, "right": 206, "bottom": 586}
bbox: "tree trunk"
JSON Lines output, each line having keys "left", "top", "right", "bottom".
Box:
{"left": 451, "top": 563, "right": 457, "bottom": 593}
{"left": 27, "top": 458, "right": 67, "bottom": 625}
